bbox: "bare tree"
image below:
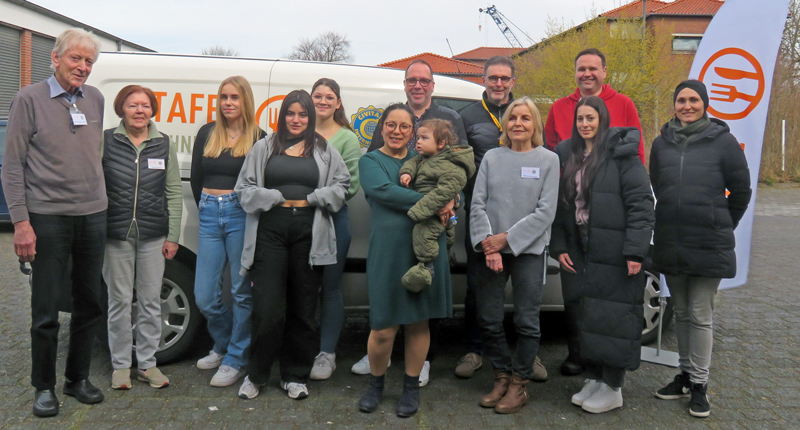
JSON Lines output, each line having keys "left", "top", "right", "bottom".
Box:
{"left": 201, "top": 45, "right": 240, "bottom": 57}
{"left": 287, "top": 31, "right": 353, "bottom": 63}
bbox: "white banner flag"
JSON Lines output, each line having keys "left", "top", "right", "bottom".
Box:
{"left": 687, "top": 0, "right": 791, "bottom": 289}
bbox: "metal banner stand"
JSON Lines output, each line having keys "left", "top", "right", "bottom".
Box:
{"left": 641, "top": 277, "right": 679, "bottom": 367}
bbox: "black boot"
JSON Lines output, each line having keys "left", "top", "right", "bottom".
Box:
{"left": 396, "top": 373, "right": 421, "bottom": 418}
{"left": 358, "top": 374, "right": 384, "bottom": 413}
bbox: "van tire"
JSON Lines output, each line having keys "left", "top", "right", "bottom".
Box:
{"left": 640, "top": 269, "right": 674, "bottom": 345}
{"left": 148, "top": 259, "right": 203, "bottom": 364}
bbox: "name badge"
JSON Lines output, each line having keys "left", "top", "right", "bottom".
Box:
{"left": 521, "top": 167, "right": 540, "bottom": 179}
{"left": 148, "top": 159, "right": 165, "bottom": 170}
{"left": 70, "top": 113, "right": 87, "bottom": 126}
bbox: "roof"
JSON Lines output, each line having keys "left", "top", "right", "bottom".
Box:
{"left": 453, "top": 47, "right": 525, "bottom": 60}
{"left": 5, "top": 0, "right": 155, "bottom": 52}
{"left": 650, "top": 0, "right": 724, "bottom": 16}
{"left": 378, "top": 52, "right": 484, "bottom": 75}
{"left": 601, "top": 0, "right": 723, "bottom": 19}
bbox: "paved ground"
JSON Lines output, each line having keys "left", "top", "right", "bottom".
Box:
{"left": 0, "top": 186, "right": 798, "bottom": 429}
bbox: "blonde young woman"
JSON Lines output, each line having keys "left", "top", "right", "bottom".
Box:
{"left": 309, "top": 78, "right": 362, "bottom": 380}
{"left": 190, "top": 76, "right": 266, "bottom": 387}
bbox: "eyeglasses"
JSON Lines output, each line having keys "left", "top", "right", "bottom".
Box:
{"left": 384, "top": 122, "right": 413, "bottom": 133}
{"left": 486, "top": 75, "right": 513, "bottom": 84}
{"left": 405, "top": 78, "right": 433, "bottom": 87}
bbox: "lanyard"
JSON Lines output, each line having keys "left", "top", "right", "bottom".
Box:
{"left": 482, "top": 99, "right": 502, "bottom": 132}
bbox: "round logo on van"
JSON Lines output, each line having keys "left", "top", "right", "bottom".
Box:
{"left": 351, "top": 106, "right": 384, "bottom": 148}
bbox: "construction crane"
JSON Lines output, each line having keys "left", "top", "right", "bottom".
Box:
{"left": 478, "top": 5, "right": 534, "bottom": 48}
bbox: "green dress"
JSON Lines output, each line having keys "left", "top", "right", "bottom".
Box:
{"left": 359, "top": 150, "right": 453, "bottom": 329}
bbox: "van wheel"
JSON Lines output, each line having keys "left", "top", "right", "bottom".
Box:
{"left": 641, "top": 269, "right": 674, "bottom": 345}
{"left": 131, "top": 259, "right": 203, "bottom": 364}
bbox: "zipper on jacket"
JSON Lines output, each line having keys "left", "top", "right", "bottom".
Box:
{"left": 130, "top": 155, "right": 140, "bottom": 239}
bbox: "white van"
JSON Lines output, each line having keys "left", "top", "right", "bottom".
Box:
{"left": 86, "top": 52, "right": 670, "bottom": 363}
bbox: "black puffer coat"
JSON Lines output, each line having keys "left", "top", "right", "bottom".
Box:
{"left": 649, "top": 118, "right": 751, "bottom": 279}
{"left": 551, "top": 127, "right": 654, "bottom": 371}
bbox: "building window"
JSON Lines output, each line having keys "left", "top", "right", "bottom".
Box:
{"left": 672, "top": 35, "right": 703, "bottom": 52}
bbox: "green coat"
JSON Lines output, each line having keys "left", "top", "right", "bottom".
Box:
{"left": 399, "top": 145, "right": 476, "bottom": 223}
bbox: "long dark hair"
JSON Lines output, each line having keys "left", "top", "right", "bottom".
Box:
{"left": 273, "top": 89, "right": 326, "bottom": 157}
{"left": 374, "top": 102, "right": 416, "bottom": 143}
{"left": 560, "top": 96, "right": 610, "bottom": 206}
{"left": 312, "top": 78, "right": 353, "bottom": 132}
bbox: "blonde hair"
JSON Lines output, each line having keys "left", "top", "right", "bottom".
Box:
{"left": 51, "top": 28, "right": 101, "bottom": 69}
{"left": 204, "top": 76, "right": 260, "bottom": 158}
{"left": 499, "top": 96, "right": 544, "bottom": 150}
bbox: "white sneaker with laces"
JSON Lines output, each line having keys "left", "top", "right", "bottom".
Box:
{"left": 571, "top": 379, "right": 601, "bottom": 406}
{"left": 350, "top": 354, "right": 391, "bottom": 375}
{"left": 238, "top": 376, "right": 263, "bottom": 400}
{"left": 210, "top": 365, "right": 245, "bottom": 387}
{"left": 582, "top": 382, "right": 623, "bottom": 414}
{"left": 197, "top": 350, "right": 224, "bottom": 370}
{"left": 281, "top": 381, "right": 309, "bottom": 399}
{"left": 310, "top": 352, "right": 336, "bottom": 380}
{"left": 419, "top": 360, "right": 431, "bottom": 387}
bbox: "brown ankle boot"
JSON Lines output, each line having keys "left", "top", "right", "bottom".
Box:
{"left": 480, "top": 371, "right": 511, "bottom": 408}
{"left": 494, "top": 373, "right": 529, "bottom": 414}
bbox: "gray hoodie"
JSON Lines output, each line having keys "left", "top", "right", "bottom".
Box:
{"left": 234, "top": 134, "right": 350, "bottom": 274}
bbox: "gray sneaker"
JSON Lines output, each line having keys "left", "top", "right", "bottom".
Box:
{"left": 238, "top": 376, "right": 263, "bottom": 400}
{"left": 454, "top": 353, "right": 483, "bottom": 378}
{"left": 210, "top": 365, "right": 245, "bottom": 387}
{"left": 310, "top": 352, "right": 336, "bottom": 380}
{"left": 281, "top": 381, "right": 309, "bottom": 399}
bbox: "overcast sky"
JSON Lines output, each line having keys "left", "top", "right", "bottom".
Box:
{"left": 30, "top": 0, "right": 630, "bottom": 65}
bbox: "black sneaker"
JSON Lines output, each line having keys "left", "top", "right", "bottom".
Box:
{"left": 655, "top": 372, "right": 691, "bottom": 400}
{"left": 689, "top": 383, "right": 711, "bottom": 418}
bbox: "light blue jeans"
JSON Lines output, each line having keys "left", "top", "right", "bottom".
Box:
{"left": 320, "top": 205, "right": 351, "bottom": 353}
{"left": 194, "top": 192, "right": 251, "bottom": 370}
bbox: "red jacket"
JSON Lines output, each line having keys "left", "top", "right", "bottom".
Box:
{"left": 544, "top": 85, "right": 645, "bottom": 164}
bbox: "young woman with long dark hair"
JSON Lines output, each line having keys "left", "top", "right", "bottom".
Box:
{"left": 550, "top": 95, "right": 654, "bottom": 414}
{"left": 234, "top": 89, "right": 350, "bottom": 400}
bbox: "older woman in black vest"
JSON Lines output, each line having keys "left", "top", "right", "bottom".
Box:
{"left": 650, "top": 80, "right": 751, "bottom": 418}
{"left": 102, "top": 85, "right": 182, "bottom": 390}
{"left": 551, "top": 96, "right": 654, "bottom": 414}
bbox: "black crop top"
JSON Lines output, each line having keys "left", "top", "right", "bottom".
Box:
{"left": 190, "top": 122, "right": 267, "bottom": 206}
{"left": 264, "top": 153, "right": 319, "bottom": 200}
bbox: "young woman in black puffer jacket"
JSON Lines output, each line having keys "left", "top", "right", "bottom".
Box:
{"left": 551, "top": 96, "right": 654, "bottom": 414}
{"left": 650, "top": 80, "right": 751, "bottom": 419}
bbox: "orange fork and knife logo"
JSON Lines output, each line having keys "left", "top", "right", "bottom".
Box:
{"left": 698, "top": 47, "right": 766, "bottom": 121}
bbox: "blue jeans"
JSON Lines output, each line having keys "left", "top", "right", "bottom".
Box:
{"left": 475, "top": 252, "right": 544, "bottom": 379}
{"left": 320, "top": 206, "right": 351, "bottom": 353}
{"left": 194, "top": 192, "right": 251, "bottom": 370}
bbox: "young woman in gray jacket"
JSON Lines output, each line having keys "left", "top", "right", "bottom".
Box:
{"left": 234, "top": 89, "right": 350, "bottom": 401}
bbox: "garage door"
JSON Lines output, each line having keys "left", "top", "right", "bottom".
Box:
{"left": 0, "top": 24, "right": 21, "bottom": 118}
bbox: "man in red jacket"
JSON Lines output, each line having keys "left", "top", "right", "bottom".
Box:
{"left": 544, "top": 48, "right": 645, "bottom": 164}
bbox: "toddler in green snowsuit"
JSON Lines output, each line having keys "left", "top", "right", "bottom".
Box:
{"left": 399, "top": 119, "right": 475, "bottom": 292}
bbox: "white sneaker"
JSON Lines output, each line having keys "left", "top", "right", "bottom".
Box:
{"left": 281, "top": 381, "right": 309, "bottom": 399}
{"left": 238, "top": 376, "right": 263, "bottom": 400}
{"left": 571, "top": 379, "right": 601, "bottom": 406}
{"left": 210, "top": 365, "right": 245, "bottom": 387}
{"left": 419, "top": 360, "right": 431, "bottom": 387}
{"left": 582, "top": 382, "right": 623, "bottom": 413}
{"left": 310, "top": 352, "right": 336, "bottom": 380}
{"left": 197, "top": 350, "right": 224, "bottom": 370}
{"left": 351, "top": 354, "right": 391, "bottom": 375}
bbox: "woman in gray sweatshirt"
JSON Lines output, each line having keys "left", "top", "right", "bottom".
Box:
{"left": 469, "top": 96, "right": 559, "bottom": 414}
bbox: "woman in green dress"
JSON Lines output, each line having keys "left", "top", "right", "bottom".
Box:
{"left": 356, "top": 103, "right": 454, "bottom": 418}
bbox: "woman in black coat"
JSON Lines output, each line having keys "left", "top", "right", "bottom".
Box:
{"left": 650, "top": 80, "right": 751, "bottom": 419}
{"left": 551, "top": 96, "right": 654, "bottom": 414}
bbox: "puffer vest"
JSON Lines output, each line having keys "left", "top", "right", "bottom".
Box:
{"left": 103, "top": 128, "right": 170, "bottom": 241}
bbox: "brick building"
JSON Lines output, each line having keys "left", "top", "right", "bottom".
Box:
{"left": 0, "top": 0, "right": 152, "bottom": 117}
{"left": 452, "top": 47, "right": 525, "bottom": 69}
